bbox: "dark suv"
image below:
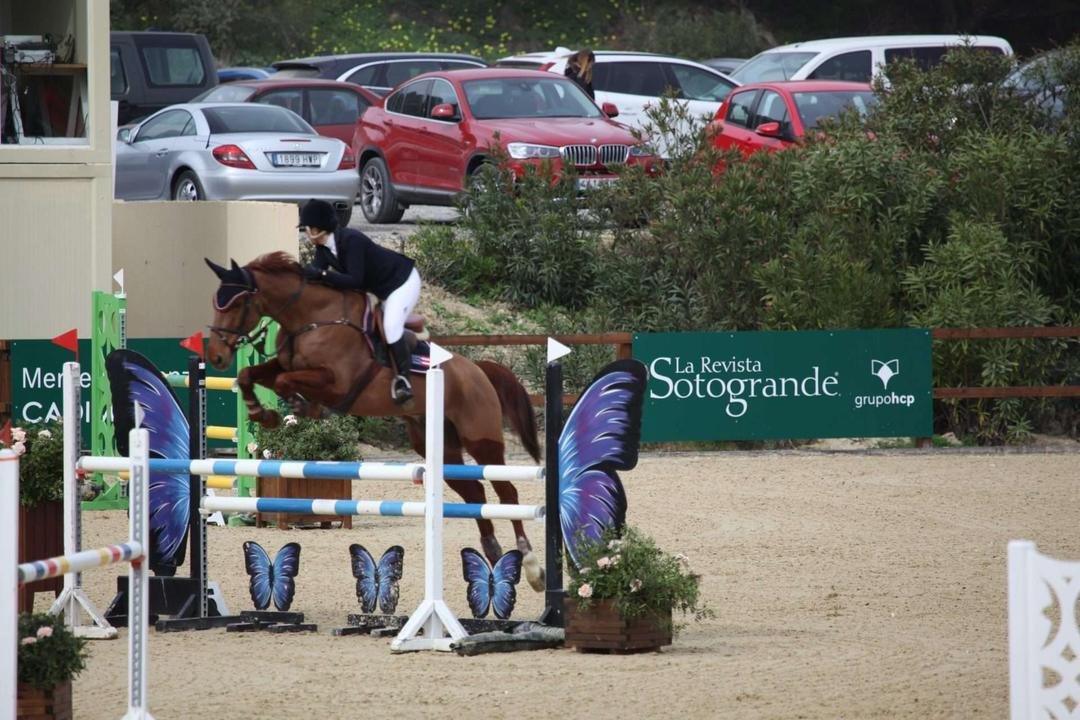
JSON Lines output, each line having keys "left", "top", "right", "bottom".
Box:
{"left": 111, "top": 31, "right": 218, "bottom": 125}
{"left": 271, "top": 52, "right": 487, "bottom": 96}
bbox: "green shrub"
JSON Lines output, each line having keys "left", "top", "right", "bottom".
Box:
{"left": 2, "top": 422, "right": 64, "bottom": 506}
{"left": 252, "top": 411, "right": 362, "bottom": 460}
{"left": 18, "top": 613, "right": 88, "bottom": 689}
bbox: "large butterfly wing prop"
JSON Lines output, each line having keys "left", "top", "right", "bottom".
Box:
{"left": 490, "top": 550, "right": 523, "bottom": 620}
{"left": 243, "top": 541, "right": 273, "bottom": 610}
{"left": 558, "top": 359, "right": 647, "bottom": 569}
{"left": 349, "top": 544, "right": 378, "bottom": 612}
{"left": 270, "top": 542, "right": 301, "bottom": 611}
{"left": 461, "top": 548, "right": 493, "bottom": 618}
{"left": 375, "top": 546, "right": 404, "bottom": 614}
{"left": 106, "top": 350, "right": 191, "bottom": 570}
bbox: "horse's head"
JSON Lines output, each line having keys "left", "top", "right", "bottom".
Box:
{"left": 205, "top": 258, "right": 259, "bottom": 370}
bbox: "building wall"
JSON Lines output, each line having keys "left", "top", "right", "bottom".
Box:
{"left": 113, "top": 201, "right": 298, "bottom": 338}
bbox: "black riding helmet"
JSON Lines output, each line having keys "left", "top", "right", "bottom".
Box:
{"left": 297, "top": 199, "right": 338, "bottom": 232}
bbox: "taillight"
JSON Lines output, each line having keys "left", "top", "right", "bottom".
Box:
{"left": 337, "top": 148, "right": 356, "bottom": 170}
{"left": 538, "top": 62, "right": 555, "bottom": 71}
{"left": 212, "top": 144, "right": 256, "bottom": 169}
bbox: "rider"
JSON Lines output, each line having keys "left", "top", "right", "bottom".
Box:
{"left": 298, "top": 199, "right": 420, "bottom": 405}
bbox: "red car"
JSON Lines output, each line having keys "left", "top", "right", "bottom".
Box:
{"left": 351, "top": 68, "right": 660, "bottom": 223}
{"left": 708, "top": 80, "right": 876, "bottom": 157}
{"left": 192, "top": 79, "right": 381, "bottom": 144}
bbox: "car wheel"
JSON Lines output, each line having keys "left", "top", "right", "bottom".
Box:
{"left": 172, "top": 170, "right": 205, "bottom": 201}
{"left": 462, "top": 162, "right": 499, "bottom": 218}
{"left": 359, "top": 157, "right": 405, "bottom": 223}
{"left": 335, "top": 202, "right": 353, "bottom": 229}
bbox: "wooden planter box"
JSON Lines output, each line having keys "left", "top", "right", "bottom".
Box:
{"left": 17, "top": 680, "right": 72, "bottom": 720}
{"left": 255, "top": 476, "right": 353, "bottom": 529}
{"left": 564, "top": 599, "right": 672, "bottom": 653}
{"left": 18, "top": 500, "right": 64, "bottom": 613}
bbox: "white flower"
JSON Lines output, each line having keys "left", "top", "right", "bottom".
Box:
{"left": 608, "top": 539, "right": 623, "bottom": 550}
{"left": 284, "top": 415, "right": 299, "bottom": 427}
{"left": 37, "top": 429, "right": 52, "bottom": 439}
{"left": 262, "top": 449, "right": 272, "bottom": 459}
{"left": 596, "top": 556, "right": 611, "bottom": 569}
{"left": 629, "top": 579, "right": 643, "bottom": 593}
{"left": 246, "top": 442, "right": 258, "bottom": 455}
{"left": 12, "top": 428, "right": 26, "bottom": 443}
{"left": 611, "top": 555, "right": 620, "bottom": 567}
{"left": 11, "top": 441, "right": 25, "bottom": 456}
{"left": 577, "top": 583, "right": 593, "bottom": 598}
{"left": 579, "top": 567, "right": 590, "bottom": 575}
{"left": 19, "top": 636, "right": 36, "bottom": 646}
{"left": 675, "top": 553, "right": 690, "bottom": 566}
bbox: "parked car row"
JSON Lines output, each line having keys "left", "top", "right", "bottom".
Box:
{"left": 113, "top": 32, "right": 1021, "bottom": 225}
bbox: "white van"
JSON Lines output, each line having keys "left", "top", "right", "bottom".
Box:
{"left": 731, "top": 35, "right": 1013, "bottom": 85}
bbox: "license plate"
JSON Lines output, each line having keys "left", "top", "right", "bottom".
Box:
{"left": 577, "top": 177, "right": 616, "bottom": 191}
{"left": 270, "top": 152, "right": 322, "bottom": 167}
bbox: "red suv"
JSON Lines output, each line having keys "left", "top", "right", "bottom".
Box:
{"left": 351, "top": 68, "right": 659, "bottom": 223}
{"left": 708, "top": 80, "right": 875, "bottom": 157}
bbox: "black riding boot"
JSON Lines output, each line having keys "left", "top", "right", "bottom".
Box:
{"left": 390, "top": 338, "right": 414, "bottom": 405}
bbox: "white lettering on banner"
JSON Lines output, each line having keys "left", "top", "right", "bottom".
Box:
{"left": 20, "top": 400, "right": 91, "bottom": 424}
{"left": 853, "top": 392, "right": 916, "bottom": 409}
{"left": 649, "top": 357, "right": 841, "bottom": 419}
{"left": 21, "top": 367, "right": 91, "bottom": 389}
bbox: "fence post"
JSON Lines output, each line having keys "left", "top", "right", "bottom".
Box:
{"left": 1, "top": 449, "right": 19, "bottom": 720}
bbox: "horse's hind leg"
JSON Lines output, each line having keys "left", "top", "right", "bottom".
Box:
{"left": 405, "top": 418, "right": 501, "bottom": 562}
{"left": 464, "top": 439, "right": 545, "bottom": 592}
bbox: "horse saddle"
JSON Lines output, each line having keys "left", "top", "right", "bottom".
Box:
{"left": 365, "top": 296, "right": 431, "bottom": 374}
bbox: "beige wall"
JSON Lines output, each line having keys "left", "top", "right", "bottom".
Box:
{"left": 113, "top": 201, "right": 299, "bottom": 338}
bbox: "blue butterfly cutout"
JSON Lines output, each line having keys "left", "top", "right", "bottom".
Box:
{"left": 461, "top": 548, "right": 523, "bottom": 620}
{"left": 558, "top": 359, "right": 647, "bottom": 569}
{"left": 243, "top": 541, "right": 301, "bottom": 611}
{"left": 349, "top": 544, "right": 404, "bottom": 614}
{"left": 106, "top": 350, "right": 191, "bottom": 571}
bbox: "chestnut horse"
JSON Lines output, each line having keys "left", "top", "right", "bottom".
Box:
{"left": 204, "top": 253, "right": 544, "bottom": 590}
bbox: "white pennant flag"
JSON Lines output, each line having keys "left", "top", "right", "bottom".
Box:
{"left": 113, "top": 269, "right": 125, "bottom": 296}
{"left": 547, "top": 337, "right": 572, "bottom": 364}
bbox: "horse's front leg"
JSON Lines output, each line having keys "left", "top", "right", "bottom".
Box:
{"left": 272, "top": 367, "right": 336, "bottom": 418}
{"left": 238, "top": 358, "right": 284, "bottom": 428}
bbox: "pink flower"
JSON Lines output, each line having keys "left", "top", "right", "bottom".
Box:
{"left": 12, "top": 427, "right": 26, "bottom": 443}
{"left": 20, "top": 637, "right": 36, "bottom": 646}
{"left": 246, "top": 442, "right": 258, "bottom": 455}
{"left": 630, "top": 579, "right": 643, "bottom": 593}
{"left": 11, "top": 441, "right": 25, "bottom": 456}
{"left": 577, "top": 583, "right": 593, "bottom": 598}
{"left": 596, "top": 556, "right": 611, "bottom": 569}
{"left": 37, "top": 429, "right": 52, "bottom": 439}
{"left": 35, "top": 626, "right": 53, "bottom": 638}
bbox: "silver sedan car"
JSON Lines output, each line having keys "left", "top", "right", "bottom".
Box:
{"left": 114, "top": 102, "right": 359, "bottom": 226}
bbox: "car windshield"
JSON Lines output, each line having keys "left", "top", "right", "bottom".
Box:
{"left": 792, "top": 90, "right": 877, "bottom": 129}
{"left": 201, "top": 105, "right": 314, "bottom": 134}
{"left": 192, "top": 85, "right": 258, "bottom": 102}
{"left": 463, "top": 77, "right": 602, "bottom": 119}
{"left": 732, "top": 52, "right": 817, "bottom": 83}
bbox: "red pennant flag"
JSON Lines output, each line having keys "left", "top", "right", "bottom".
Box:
{"left": 51, "top": 328, "right": 78, "bottom": 360}
{"left": 0, "top": 419, "right": 11, "bottom": 446}
{"left": 180, "top": 331, "right": 204, "bottom": 358}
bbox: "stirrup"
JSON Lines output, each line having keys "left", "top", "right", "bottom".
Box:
{"left": 391, "top": 375, "right": 413, "bottom": 405}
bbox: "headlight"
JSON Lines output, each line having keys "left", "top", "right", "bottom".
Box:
{"left": 628, "top": 144, "right": 653, "bottom": 157}
{"left": 506, "top": 142, "right": 561, "bottom": 159}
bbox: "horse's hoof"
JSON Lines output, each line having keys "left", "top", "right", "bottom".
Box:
{"left": 522, "top": 551, "right": 545, "bottom": 592}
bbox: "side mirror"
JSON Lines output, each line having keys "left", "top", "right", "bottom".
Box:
{"left": 117, "top": 127, "right": 134, "bottom": 143}
{"left": 755, "top": 121, "right": 782, "bottom": 138}
{"left": 430, "top": 103, "right": 458, "bottom": 121}
{"left": 601, "top": 102, "right": 619, "bottom": 118}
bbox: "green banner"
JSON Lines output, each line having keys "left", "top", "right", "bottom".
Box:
{"left": 10, "top": 339, "right": 239, "bottom": 451}
{"left": 634, "top": 329, "right": 932, "bottom": 441}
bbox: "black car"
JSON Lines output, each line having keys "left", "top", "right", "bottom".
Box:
{"left": 111, "top": 31, "right": 218, "bottom": 125}
{"left": 271, "top": 52, "right": 487, "bottom": 96}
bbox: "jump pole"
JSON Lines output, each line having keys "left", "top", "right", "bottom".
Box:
{"left": 540, "top": 337, "right": 571, "bottom": 625}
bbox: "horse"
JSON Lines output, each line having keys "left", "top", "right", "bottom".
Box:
{"left": 203, "top": 252, "right": 545, "bottom": 591}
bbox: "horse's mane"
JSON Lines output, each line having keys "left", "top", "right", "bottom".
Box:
{"left": 248, "top": 251, "right": 302, "bottom": 275}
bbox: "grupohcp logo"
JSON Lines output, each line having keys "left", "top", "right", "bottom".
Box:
{"left": 855, "top": 359, "right": 915, "bottom": 409}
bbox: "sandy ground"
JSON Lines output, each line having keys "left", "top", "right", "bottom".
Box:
{"left": 42, "top": 446, "right": 1080, "bottom": 720}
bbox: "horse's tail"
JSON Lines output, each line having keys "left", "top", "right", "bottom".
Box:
{"left": 475, "top": 360, "right": 541, "bottom": 462}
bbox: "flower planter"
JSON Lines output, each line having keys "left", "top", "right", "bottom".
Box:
{"left": 254, "top": 476, "right": 353, "bottom": 529}
{"left": 18, "top": 500, "right": 64, "bottom": 613}
{"left": 17, "top": 680, "right": 72, "bottom": 720}
{"left": 564, "top": 598, "right": 673, "bottom": 653}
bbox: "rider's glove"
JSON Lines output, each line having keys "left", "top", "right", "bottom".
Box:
{"left": 302, "top": 265, "right": 326, "bottom": 280}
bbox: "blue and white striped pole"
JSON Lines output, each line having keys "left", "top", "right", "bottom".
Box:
{"left": 200, "top": 496, "right": 544, "bottom": 521}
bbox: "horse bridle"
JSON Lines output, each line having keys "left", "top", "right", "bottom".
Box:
{"left": 207, "top": 268, "right": 309, "bottom": 351}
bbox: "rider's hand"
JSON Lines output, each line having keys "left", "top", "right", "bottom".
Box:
{"left": 302, "top": 265, "right": 326, "bottom": 281}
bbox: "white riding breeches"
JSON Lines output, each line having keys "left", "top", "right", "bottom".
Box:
{"left": 382, "top": 268, "right": 421, "bottom": 344}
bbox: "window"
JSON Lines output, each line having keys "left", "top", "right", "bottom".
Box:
{"left": 110, "top": 48, "right": 127, "bottom": 95}
{"left": 442, "top": 60, "right": 483, "bottom": 71}
{"left": 384, "top": 61, "right": 442, "bottom": 89}
{"left": 792, "top": 90, "right": 877, "bottom": 129}
{"left": 309, "top": 89, "right": 362, "bottom": 125}
{"left": 885, "top": 46, "right": 948, "bottom": 71}
{"left": 393, "top": 80, "right": 431, "bottom": 117}
{"left": 135, "top": 110, "right": 195, "bottom": 141}
{"left": 731, "top": 52, "right": 816, "bottom": 83}
{"left": 808, "top": 51, "right": 872, "bottom": 82}
{"left": 425, "top": 79, "right": 459, "bottom": 118}
{"left": 594, "top": 61, "right": 670, "bottom": 96}
{"left": 754, "top": 90, "right": 791, "bottom": 133}
{"left": 666, "top": 63, "right": 734, "bottom": 102}
{"left": 345, "top": 64, "right": 379, "bottom": 86}
{"left": 256, "top": 89, "right": 304, "bottom": 116}
{"left": 724, "top": 90, "right": 761, "bottom": 128}
{"left": 200, "top": 85, "right": 256, "bottom": 102}
{"left": 139, "top": 46, "right": 207, "bottom": 87}
{"left": 202, "top": 106, "right": 313, "bottom": 134}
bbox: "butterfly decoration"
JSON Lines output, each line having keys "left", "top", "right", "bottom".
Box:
{"left": 460, "top": 548, "right": 523, "bottom": 620}
{"left": 107, "top": 349, "right": 191, "bottom": 573}
{"left": 243, "top": 541, "right": 301, "bottom": 611}
{"left": 558, "top": 359, "right": 647, "bottom": 569}
{"left": 349, "top": 544, "right": 404, "bottom": 614}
